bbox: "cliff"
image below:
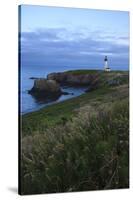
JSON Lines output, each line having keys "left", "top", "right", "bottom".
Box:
{"left": 47, "top": 70, "right": 100, "bottom": 86}
{"left": 28, "top": 70, "right": 129, "bottom": 101}
{"left": 28, "top": 78, "right": 62, "bottom": 100}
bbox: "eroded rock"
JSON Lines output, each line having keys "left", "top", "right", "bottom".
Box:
{"left": 47, "top": 72, "right": 99, "bottom": 86}
{"left": 28, "top": 79, "right": 62, "bottom": 100}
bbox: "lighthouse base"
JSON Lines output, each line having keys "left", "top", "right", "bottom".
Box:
{"left": 105, "top": 67, "right": 111, "bottom": 72}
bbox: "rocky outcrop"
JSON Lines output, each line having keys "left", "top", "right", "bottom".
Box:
{"left": 47, "top": 72, "right": 100, "bottom": 86}
{"left": 107, "top": 74, "right": 129, "bottom": 86}
{"left": 29, "top": 77, "right": 40, "bottom": 80}
{"left": 47, "top": 72, "right": 67, "bottom": 84}
{"left": 28, "top": 79, "right": 62, "bottom": 100}
{"left": 28, "top": 71, "right": 102, "bottom": 102}
{"left": 28, "top": 70, "right": 128, "bottom": 104}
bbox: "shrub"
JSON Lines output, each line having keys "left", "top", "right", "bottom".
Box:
{"left": 21, "top": 99, "right": 129, "bottom": 194}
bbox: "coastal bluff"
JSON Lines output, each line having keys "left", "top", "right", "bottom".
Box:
{"left": 28, "top": 70, "right": 100, "bottom": 100}
{"left": 28, "top": 70, "right": 128, "bottom": 100}
{"left": 47, "top": 70, "right": 128, "bottom": 89}
{"left": 47, "top": 70, "right": 99, "bottom": 86}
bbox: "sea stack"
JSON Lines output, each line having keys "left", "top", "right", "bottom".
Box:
{"left": 28, "top": 79, "right": 62, "bottom": 100}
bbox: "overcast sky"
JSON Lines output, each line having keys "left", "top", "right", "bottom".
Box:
{"left": 20, "top": 5, "right": 129, "bottom": 70}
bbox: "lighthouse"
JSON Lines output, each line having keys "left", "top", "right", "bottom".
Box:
{"left": 104, "top": 56, "right": 110, "bottom": 72}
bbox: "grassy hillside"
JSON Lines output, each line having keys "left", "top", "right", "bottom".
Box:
{"left": 20, "top": 70, "right": 129, "bottom": 195}
{"left": 22, "top": 70, "right": 128, "bottom": 136}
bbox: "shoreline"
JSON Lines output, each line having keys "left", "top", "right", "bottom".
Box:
{"left": 21, "top": 88, "right": 87, "bottom": 116}
{"left": 21, "top": 69, "right": 129, "bottom": 116}
{"left": 21, "top": 85, "right": 88, "bottom": 115}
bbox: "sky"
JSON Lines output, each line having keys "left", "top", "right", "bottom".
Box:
{"left": 20, "top": 5, "right": 129, "bottom": 70}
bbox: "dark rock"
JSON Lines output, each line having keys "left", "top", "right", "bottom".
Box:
{"left": 28, "top": 79, "right": 62, "bottom": 100}
{"left": 47, "top": 72, "right": 67, "bottom": 84}
{"left": 107, "top": 74, "right": 129, "bottom": 87}
{"left": 29, "top": 77, "right": 40, "bottom": 80}
{"left": 47, "top": 72, "right": 99, "bottom": 86}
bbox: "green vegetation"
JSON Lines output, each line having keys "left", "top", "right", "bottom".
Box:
{"left": 22, "top": 86, "right": 111, "bottom": 136}
{"left": 66, "top": 69, "right": 102, "bottom": 75}
{"left": 66, "top": 69, "right": 128, "bottom": 76}
{"left": 20, "top": 70, "right": 129, "bottom": 195}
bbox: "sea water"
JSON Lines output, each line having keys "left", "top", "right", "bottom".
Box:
{"left": 20, "top": 65, "right": 88, "bottom": 114}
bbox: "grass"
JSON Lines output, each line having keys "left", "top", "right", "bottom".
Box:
{"left": 21, "top": 99, "right": 129, "bottom": 194}
{"left": 21, "top": 86, "right": 110, "bottom": 135}
{"left": 65, "top": 69, "right": 128, "bottom": 75}
{"left": 20, "top": 70, "right": 129, "bottom": 195}
{"left": 66, "top": 69, "right": 102, "bottom": 75}
{"left": 22, "top": 84, "right": 128, "bottom": 136}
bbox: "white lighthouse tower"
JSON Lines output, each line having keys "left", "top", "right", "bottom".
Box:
{"left": 104, "top": 56, "right": 110, "bottom": 72}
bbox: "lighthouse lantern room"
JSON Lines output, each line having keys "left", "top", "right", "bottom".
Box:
{"left": 104, "top": 56, "right": 111, "bottom": 72}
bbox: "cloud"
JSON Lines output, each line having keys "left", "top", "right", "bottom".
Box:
{"left": 20, "top": 28, "right": 129, "bottom": 69}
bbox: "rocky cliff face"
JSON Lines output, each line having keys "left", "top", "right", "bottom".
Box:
{"left": 47, "top": 72, "right": 100, "bottom": 87}
{"left": 28, "top": 79, "right": 62, "bottom": 100}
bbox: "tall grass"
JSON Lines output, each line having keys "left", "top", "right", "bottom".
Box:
{"left": 21, "top": 99, "right": 129, "bottom": 194}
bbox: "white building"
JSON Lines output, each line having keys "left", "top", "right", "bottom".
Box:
{"left": 104, "top": 56, "right": 111, "bottom": 72}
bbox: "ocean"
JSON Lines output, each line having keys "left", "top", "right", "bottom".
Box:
{"left": 20, "top": 65, "right": 89, "bottom": 114}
